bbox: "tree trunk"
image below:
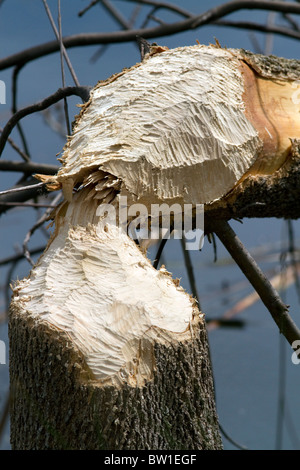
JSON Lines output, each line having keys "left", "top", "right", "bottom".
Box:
{"left": 9, "top": 187, "right": 222, "bottom": 450}
{"left": 9, "top": 300, "right": 220, "bottom": 450}
{"left": 8, "top": 44, "right": 300, "bottom": 450}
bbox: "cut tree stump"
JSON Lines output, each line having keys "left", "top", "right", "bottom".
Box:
{"left": 9, "top": 43, "right": 300, "bottom": 450}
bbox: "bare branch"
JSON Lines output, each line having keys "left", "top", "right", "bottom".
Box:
{"left": 2, "top": 1, "right": 300, "bottom": 71}
{"left": 12, "top": 65, "right": 31, "bottom": 158}
{"left": 287, "top": 220, "right": 300, "bottom": 305}
{"left": 118, "top": 0, "right": 193, "bottom": 19}
{"left": 0, "top": 245, "right": 46, "bottom": 267}
{"left": 180, "top": 236, "right": 201, "bottom": 311}
{"left": 0, "top": 159, "right": 58, "bottom": 174}
{"left": 23, "top": 192, "right": 62, "bottom": 266}
{"left": 0, "top": 182, "right": 46, "bottom": 197}
{"left": 58, "top": 0, "right": 71, "bottom": 135}
{"left": 101, "top": 0, "right": 132, "bottom": 29}
{"left": 209, "top": 219, "right": 300, "bottom": 348}
{"left": 0, "top": 86, "right": 91, "bottom": 157}
{"left": 42, "top": 0, "right": 80, "bottom": 87}
{"left": 79, "top": 0, "right": 192, "bottom": 19}
{"left": 0, "top": 202, "right": 57, "bottom": 208}
{"left": 0, "top": 178, "right": 51, "bottom": 215}
{"left": 214, "top": 19, "right": 300, "bottom": 40}
{"left": 136, "top": 36, "right": 152, "bottom": 60}
{"left": 78, "top": 0, "right": 100, "bottom": 17}
{"left": 0, "top": 127, "right": 30, "bottom": 162}
{"left": 191, "top": 0, "right": 300, "bottom": 28}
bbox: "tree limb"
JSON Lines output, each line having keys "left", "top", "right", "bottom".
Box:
{"left": 214, "top": 19, "right": 300, "bottom": 40}
{"left": 0, "top": 86, "right": 91, "bottom": 157}
{"left": 1, "top": 1, "right": 300, "bottom": 71}
{"left": 208, "top": 218, "right": 300, "bottom": 348}
{"left": 0, "top": 160, "right": 58, "bottom": 174}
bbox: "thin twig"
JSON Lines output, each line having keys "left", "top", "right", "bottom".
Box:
{"left": 264, "top": 7, "right": 277, "bottom": 55}
{"left": 0, "top": 182, "right": 46, "bottom": 196}
{"left": 214, "top": 19, "right": 300, "bottom": 40}
{"left": 0, "top": 127, "right": 30, "bottom": 162}
{"left": 23, "top": 192, "right": 61, "bottom": 266}
{"left": 287, "top": 220, "right": 300, "bottom": 305}
{"left": 119, "top": 0, "right": 193, "bottom": 19}
{"left": 0, "top": 159, "right": 58, "bottom": 174}
{"left": 0, "top": 86, "right": 91, "bottom": 157}
{"left": 57, "top": 0, "right": 71, "bottom": 135}
{"left": 153, "top": 238, "right": 168, "bottom": 269}
{"left": 282, "top": 13, "right": 300, "bottom": 31}
{"left": 89, "top": 0, "right": 135, "bottom": 63}
{"left": 180, "top": 236, "right": 201, "bottom": 310}
{"left": 78, "top": 0, "right": 100, "bottom": 16}
{"left": 101, "top": 0, "right": 132, "bottom": 29}
{"left": 0, "top": 202, "right": 56, "bottom": 208}
{"left": 0, "top": 245, "right": 46, "bottom": 267}
{"left": 12, "top": 64, "right": 31, "bottom": 158}
{"left": 42, "top": 0, "right": 80, "bottom": 87}
{"left": 209, "top": 219, "right": 300, "bottom": 348}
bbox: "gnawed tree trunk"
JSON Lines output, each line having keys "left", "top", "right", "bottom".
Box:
{"left": 9, "top": 192, "right": 221, "bottom": 450}
{"left": 9, "top": 44, "right": 300, "bottom": 449}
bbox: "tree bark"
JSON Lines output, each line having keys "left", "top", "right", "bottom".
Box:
{"left": 8, "top": 43, "right": 300, "bottom": 450}
{"left": 9, "top": 187, "right": 222, "bottom": 450}
{"left": 9, "top": 304, "right": 220, "bottom": 450}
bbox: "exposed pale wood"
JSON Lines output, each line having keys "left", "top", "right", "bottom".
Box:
{"left": 10, "top": 43, "right": 300, "bottom": 450}
{"left": 36, "top": 44, "right": 300, "bottom": 216}
{"left": 241, "top": 62, "right": 300, "bottom": 176}
{"left": 11, "top": 189, "right": 201, "bottom": 386}
{"left": 9, "top": 185, "right": 222, "bottom": 449}
{"left": 37, "top": 44, "right": 262, "bottom": 205}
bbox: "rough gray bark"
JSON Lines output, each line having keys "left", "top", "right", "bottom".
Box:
{"left": 9, "top": 305, "right": 222, "bottom": 450}
{"left": 206, "top": 139, "right": 300, "bottom": 220}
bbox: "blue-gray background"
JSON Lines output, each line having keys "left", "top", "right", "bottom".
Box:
{"left": 1, "top": 0, "right": 300, "bottom": 450}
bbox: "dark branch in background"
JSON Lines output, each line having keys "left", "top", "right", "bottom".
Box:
{"left": 180, "top": 237, "right": 201, "bottom": 311}
{"left": 282, "top": 13, "right": 300, "bottom": 31}
{"left": 208, "top": 219, "right": 300, "bottom": 348}
{"left": 78, "top": 0, "right": 192, "bottom": 18}
{"left": 42, "top": 0, "right": 80, "bottom": 87}
{"left": 287, "top": 220, "right": 300, "bottom": 305}
{"left": 42, "top": 0, "right": 81, "bottom": 135}
{"left": 0, "top": 160, "right": 58, "bottom": 175}
{"left": 0, "top": 86, "right": 91, "bottom": 157}
{"left": 0, "top": 127, "right": 30, "bottom": 162}
{"left": 0, "top": 179, "right": 49, "bottom": 215}
{"left": 2, "top": 1, "right": 300, "bottom": 71}
{"left": 0, "top": 182, "right": 46, "bottom": 197}
{"left": 0, "top": 245, "right": 46, "bottom": 267}
{"left": 12, "top": 64, "right": 31, "bottom": 159}
{"left": 136, "top": 36, "right": 152, "bottom": 60}
{"left": 88, "top": 0, "right": 143, "bottom": 63}
{"left": 58, "top": 0, "right": 71, "bottom": 136}
{"left": 153, "top": 238, "right": 168, "bottom": 269}
{"left": 23, "top": 192, "right": 62, "bottom": 266}
{"left": 214, "top": 19, "right": 300, "bottom": 40}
